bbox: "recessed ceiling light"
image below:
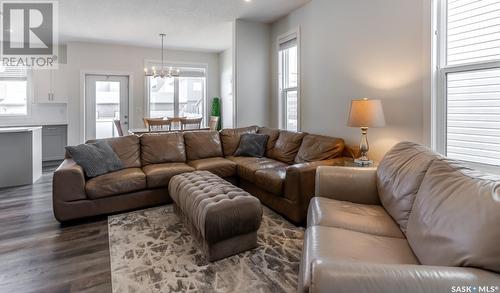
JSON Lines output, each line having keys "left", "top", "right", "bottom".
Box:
{"left": 244, "top": 0, "right": 251, "bottom": 2}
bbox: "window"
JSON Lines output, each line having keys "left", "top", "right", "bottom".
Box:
{"left": 149, "top": 77, "right": 175, "bottom": 118}
{"left": 0, "top": 66, "right": 29, "bottom": 116}
{"left": 147, "top": 65, "right": 206, "bottom": 123}
{"left": 278, "top": 31, "right": 299, "bottom": 131}
{"left": 436, "top": 0, "right": 500, "bottom": 166}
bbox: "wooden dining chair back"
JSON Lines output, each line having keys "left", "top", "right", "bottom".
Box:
{"left": 113, "top": 120, "right": 124, "bottom": 137}
{"left": 147, "top": 119, "right": 172, "bottom": 132}
{"left": 208, "top": 116, "right": 220, "bottom": 131}
{"left": 143, "top": 118, "right": 164, "bottom": 128}
{"left": 180, "top": 117, "right": 203, "bottom": 131}
{"left": 167, "top": 116, "right": 186, "bottom": 131}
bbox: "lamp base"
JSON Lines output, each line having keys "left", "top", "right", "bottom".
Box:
{"left": 354, "top": 158, "right": 374, "bottom": 166}
{"left": 356, "top": 127, "right": 372, "bottom": 166}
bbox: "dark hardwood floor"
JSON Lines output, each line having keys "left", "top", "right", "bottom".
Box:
{"left": 0, "top": 167, "right": 112, "bottom": 293}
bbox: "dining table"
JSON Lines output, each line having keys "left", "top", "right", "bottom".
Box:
{"left": 128, "top": 127, "right": 210, "bottom": 136}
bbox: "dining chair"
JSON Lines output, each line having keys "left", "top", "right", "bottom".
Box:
{"left": 167, "top": 116, "right": 186, "bottom": 131}
{"left": 113, "top": 119, "right": 124, "bottom": 137}
{"left": 180, "top": 117, "right": 203, "bottom": 131}
{"left": 208, "top": 116, "right": 219, "bottom": 131}
{"left": 147, "top": 119, "right": 172, "bottom": 132}
{"left": 143, "top": 117, "right": 164, "bottom": 128}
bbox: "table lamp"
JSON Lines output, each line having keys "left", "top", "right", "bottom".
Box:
{"left": 348, "top": 98, "right": 386, "bottom": 165}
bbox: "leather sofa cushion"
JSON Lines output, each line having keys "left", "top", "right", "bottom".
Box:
{"left": 258, "top": 127, "right": 280, "bottom": 156}
{"left": 406, "top": 159, "right": 500, "bottom": 273}
{"left": 228, "top": 156, "right": 288, "bottom": 183}
{"left": 141, "top": 133, "right": 186, "bottom": 165}
{"left": 269, "top": 130, "right": 307, "bottom": 164}
{"left": 188, "top": 157, "right": 237, "bottom": 178}
{"left": 85, "top": 168, "right": 146, "bottom": 199}
{"left": 184, "top": 131, "right": 223, "bottom": 160}
{"left": 143, "top": 163, "right": 195, "bottom": 188}
{"left": 299, "top": 226, "right": 419, "bottom": 293}
{"left": 295, "top": 134, "right": 344, "bottom": 163}
{"left": 306, "top": 262, "right": 500, "bottom": 293}
{"left": 255, "top": 166, "right": 287, "bottom": 195}
{"left": 91, "top": 135, "right": 141, "bottom": 168}
{"left": 219, "top": 126, "right": 258, "bottom": 156}
{"left": 376, "top": 142, "right": 440, "bottom": 233}
{"left": 307, "top": 197, "right": 404, "bottom": 238}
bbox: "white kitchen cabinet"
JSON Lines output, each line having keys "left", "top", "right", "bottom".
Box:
{"left": 32, "top": 64, "right": 68, "bottom": 103}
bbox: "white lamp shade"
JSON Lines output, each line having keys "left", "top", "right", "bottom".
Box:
{"left": 348, "top": 99, "right": 386, "bottom": 128}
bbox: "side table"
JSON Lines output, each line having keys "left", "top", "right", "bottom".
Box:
{"left": 342, "top": 157, "right": 378, "bottom": 168}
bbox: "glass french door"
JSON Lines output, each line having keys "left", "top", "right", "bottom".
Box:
{"left": 85, "top": 75, "right": 129, "bottom": 140}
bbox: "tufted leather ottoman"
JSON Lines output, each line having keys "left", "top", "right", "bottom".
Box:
{"left": 169, "top": 171, "right": 263, "bottom": 261}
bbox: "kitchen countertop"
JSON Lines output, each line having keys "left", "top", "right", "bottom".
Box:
{"left": 0, "top": 124, "right": 67, "bottom": 130}
{"left": 0, "top": 122, "right": 68, "bottom": 128}
{"left": 0, "top": 123, "right": 68, "bottom": 126}
{"left": 0, "top": 126, "right": 43, "bottom": 133}
{"left": 38, "top": 123, "right": 68, "bottom": 126}
{"left": 36, "top": 124, "right": 68, "bottom": 127}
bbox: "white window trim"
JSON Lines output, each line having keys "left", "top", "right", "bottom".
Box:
{"left": 433, "top": 0, "right": 500, "bottom": 171}
{"left": 431, "top": 0, "right": 442, "bottom": 153}
{"left": 277, "top": 28, "right": 301, "bottom": 131}
{"left": 143, "top": 60, "right": 208, "bottom": 124}
{"left": 0, "top": 68, "right": 33, "bottom": 118}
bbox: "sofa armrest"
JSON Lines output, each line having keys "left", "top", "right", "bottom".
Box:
{"left": 310, "top": 261, "right": 500, "bottom": 293}
{"left": 315, "top": 166, "right": 380, "bottom": 205}
{"left": 285, "top": 158, "right": 345, "bottom": 206}
{"left": 53, "top": 158, "right": 87, "bottom": 203}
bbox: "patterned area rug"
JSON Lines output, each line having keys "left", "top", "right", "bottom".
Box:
{"left": 108, "top": 205, "right": 304, "bottom": 293}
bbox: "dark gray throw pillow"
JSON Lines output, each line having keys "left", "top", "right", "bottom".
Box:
{"left": 234, "top": 133, "right": 269, "bottom": 158}
{"left": 65, "top": 140, "right": 123, "bottom": 178}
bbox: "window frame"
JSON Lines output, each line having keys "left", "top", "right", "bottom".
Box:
{"left": 434, "top": 0, "right": 500, "bottom": 168}
{"left": 144, "top": 61, "right": 207, "bottom": 125}
{"left": 0, "top": 67, "right": 32, "bottom": 118}
{"left": 277, "top": 28, "right": 301, "bottom": 132}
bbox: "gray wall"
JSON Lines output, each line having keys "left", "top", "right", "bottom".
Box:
{"left": 65, "top": 42, "right": 221, "bottom": 145}
{"left": 234, "top": 19, "right": 272, "bottom": 128}
{"left": 270, "top": 0, "right": 430, "bottom": 161}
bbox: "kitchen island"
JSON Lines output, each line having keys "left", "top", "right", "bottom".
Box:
{"left": 0, "top": 127, "right": 42, "bottom": 188}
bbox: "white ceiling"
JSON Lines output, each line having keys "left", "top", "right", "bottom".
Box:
{"left": 59, "top": 0, "right": 310, "bottom": 53}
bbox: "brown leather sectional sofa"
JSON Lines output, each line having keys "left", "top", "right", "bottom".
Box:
{"left": 53, "top": 126, "right": 345, "bottom": 223}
